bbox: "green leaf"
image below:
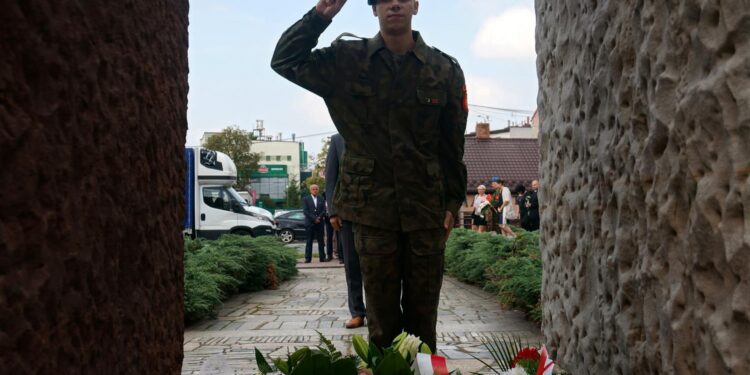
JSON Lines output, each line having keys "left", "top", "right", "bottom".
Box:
{"left": 419, "top": 343, "right": 432, "bottom": 355}
{"left": 254, "top": 348, "right": 275, "bottom": 374}
{"left": 314, "top": 331, "right": 343, "bottom": 361}
{"left": 467, "top": 352, "right": 503, "bottom": 375}
{"left": 391, "top": 332, "right": 408, "bottom": 347}
{"left": 352, "top": 335, "right": 370, "bottom": 364}
{"left": 290, "top": 353, "right": 331, "bottom": 375}
{"left": 331, "top": 358, "right": 360, "bottom": 375}
{"left": 367, "top": 341, "right": 383, "bottom": 368}
{"left": 288, "top": 347, "right": 311, "bottom": 370}
{"left": 373, "top": 352, "right": 412, "bottom": 375}
{"left": 317, "top": 331, "right": 337, "bottom": 353}
{"left": 273, "top": 358, "right": 290, "bottom": 374}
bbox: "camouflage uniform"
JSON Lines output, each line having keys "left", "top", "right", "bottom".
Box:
{"left": 271, "top": 7, "right": 467, "bottom": 351}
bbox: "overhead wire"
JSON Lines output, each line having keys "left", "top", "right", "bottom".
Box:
{"left": 468, "top": 103, "right": 535, "bottom": 115}
{"left": 270, "top": 104, "right": 535, "bottom": 141}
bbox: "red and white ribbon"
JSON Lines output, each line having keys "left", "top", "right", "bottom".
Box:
{"left": 536, "top": 346, "right": 554, "bottom": 375}
{"left": 414, "top": 353, "right": 449, "bottom": 375}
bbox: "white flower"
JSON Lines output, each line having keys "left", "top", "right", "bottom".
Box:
{"left": 395, "top": 334, "right": 422, "bottom": 361}
{"left": 476, "top": 200, "right": 492, "bottom": 217}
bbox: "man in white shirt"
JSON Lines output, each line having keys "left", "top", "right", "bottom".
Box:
{"left": 491, "top": 178, "right": 516, "bottom": 237}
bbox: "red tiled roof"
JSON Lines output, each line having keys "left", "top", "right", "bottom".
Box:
{"left": 463, "top": 137, "right": 539, "bottom": 193}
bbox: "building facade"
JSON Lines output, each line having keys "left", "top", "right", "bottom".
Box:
{"left": 200, "top": 132, "right": 309, "bottom": 206}
{"left": 250, "top": 141, "right": 308, "bottom": 206}
{"left": 251, "top": 140, "right": 308, "bottom": 183}
{"left": 460, "top": 122, "right": 540, "bottom": 227}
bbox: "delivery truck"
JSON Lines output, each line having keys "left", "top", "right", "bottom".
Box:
{"left": 183, "top": 147, "right": 276, "bottom": 239}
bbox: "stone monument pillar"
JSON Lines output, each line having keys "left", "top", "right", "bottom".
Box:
{"left": 536, "top": 0, "right": 749, "bottom": 373}
{"left": 0, "top": 1, "right": 189, "bottom": 373}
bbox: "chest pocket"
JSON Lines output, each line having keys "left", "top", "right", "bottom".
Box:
{"left": 414, "top": 87, "right": 447, "bottom": 150}
{"left": 344, "top": 80, "right": 375, "bottom": 124}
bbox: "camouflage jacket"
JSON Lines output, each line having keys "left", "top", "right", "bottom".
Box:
{"left": 272, "top": 7, "right": 467, "bottom": 231}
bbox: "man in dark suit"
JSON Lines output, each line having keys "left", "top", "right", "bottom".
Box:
{"left": 302, "top": 184, "right": 326, "bottom": 263}
{"left": 526, "top": 180, "right": 540, "bottom": 231}
{"left": 326, "top": 133, "right": 366, "bottom": 328}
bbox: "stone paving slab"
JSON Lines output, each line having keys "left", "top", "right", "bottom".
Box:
{"left": 285, "top": 241, "right": 346, "bottom": 270}
{"left": 182, "top": 267, "right": 541, "bottom": 374}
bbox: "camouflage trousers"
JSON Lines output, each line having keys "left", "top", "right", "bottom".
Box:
{"left": 353, "top": 223, "right": 445, "bottom": 352}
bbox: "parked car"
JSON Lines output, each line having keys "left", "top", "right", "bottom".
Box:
{"left": 273, "top": 209, "right": 296, "bottom": 219}
{"left": 275, "top": 210, "right": 306, "bottom": 243}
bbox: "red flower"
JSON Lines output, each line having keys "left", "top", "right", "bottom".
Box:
{"left": 511, "top": 347, "right": 540, "bottom": 368}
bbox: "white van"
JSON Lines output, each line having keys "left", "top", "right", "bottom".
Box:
{"left": 183, "top": 147, "right": 276, "bottom": 239}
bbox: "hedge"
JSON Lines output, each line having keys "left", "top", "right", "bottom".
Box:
{"left": 445, "top": 228, "right": 542, "bottom": 322}
{"left": 184, "top": 235, "right": 298, "bottom": 323}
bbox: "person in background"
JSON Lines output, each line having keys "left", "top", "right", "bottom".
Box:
{"left": 471, "top": 185, "right": 489, "bottom": 232}
{"left": 302, "top": 184, "right": 327, "bottom": 263}
{"left": 505, "top": 187, "right": 520, "bottom": 224}
{"left": 325, "top": 133, "right": 366, "bottom": 328}
{"left": 515, "top": 184, "right": 530, "bottom": 231}
{"left": 491, "top": 178, "right": 515, "bottom": 237}
{"left": 526, "top": 180, "right": 540, "bottom": 231}
{"left": 334, "top": 217, "right": 344, "bottom": 263}
{"left": 323, "top": 196, "right": 335, "bottom": 261}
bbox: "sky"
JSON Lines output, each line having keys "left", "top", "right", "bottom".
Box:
{"left": 187, "top": 0, "right": 539, "bottom": 158}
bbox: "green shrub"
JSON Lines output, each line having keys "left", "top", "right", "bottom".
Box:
{"left": 486, "top": 256, "right": 542, "bottom": 314}
{"left": 445, "top": 229, "right": 514, "bottom": 284}
{"left": 184, "top": 235, "right": 298, "bottom": 323}
{"left": 444, "top": 228, "right": 542, "bottom": 322}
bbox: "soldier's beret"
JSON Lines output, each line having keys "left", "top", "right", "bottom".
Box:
{"left": 368, "top": 0, "right": 376, "bottom": 4}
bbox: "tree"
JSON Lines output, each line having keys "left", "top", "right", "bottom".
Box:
{"left": 285, "top": 177, "right": 301, "bottom": 208}
{"left": 257, "top": 196, "right": 276, "bottom": 210}
{"left": 202, "top": 125, "right": 260, "bottom": 188}
{"left": 303, "top": 175, "right": 326, "bottom": 194}
{"left": 315, "top": 136, "right": 331, "bottom": 175}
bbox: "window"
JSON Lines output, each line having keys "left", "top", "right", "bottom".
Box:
{"left": 289, "top": 212, "right": 305, "bottom": 220}
{"left": 203, "top": 187, "right": 231, "bottom": 211}
{"left": 250, "top": 176, "right": 289, "bottom": 200}
{"left": 265, "top": 156, "right": 271, "bottom": 161}
{"left": 276, "top": 156, "right": 281, "bottom": 161}
{"left": 287, "top": 155, "right": 292, "bottom": 161}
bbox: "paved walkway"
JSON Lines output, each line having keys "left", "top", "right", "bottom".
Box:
{"left": 182, "top": 266, "right": 541, "bottom": 374}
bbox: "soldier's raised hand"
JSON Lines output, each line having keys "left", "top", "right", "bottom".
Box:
{"left": 316, "top": 0, "right": 347, "bottom": 20}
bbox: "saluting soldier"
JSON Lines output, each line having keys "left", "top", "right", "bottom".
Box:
{"left": 271, "top": 0, "right": 468, "bottom": 352}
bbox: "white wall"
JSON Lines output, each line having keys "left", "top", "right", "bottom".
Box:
{"left": 251, "top": 141, "right": 302, "bottom": 181}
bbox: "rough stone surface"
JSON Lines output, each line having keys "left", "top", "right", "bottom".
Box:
{"left": 0, "top": 1, "right": 189, "bottom": 373}
{"left": 536, "top": 0, "right": 750, "bottom": 373}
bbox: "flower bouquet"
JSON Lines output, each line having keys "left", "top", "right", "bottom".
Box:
{"left": 472, "top": 334, "right": 554, "bottom": 375}
{"left": 477, "top": 194, "right": 494, "bottom": 219}
{"left": 254, "top": 331, "right": 359, "bottom": 375}
{"left": 254, "top": 331, "right": 460, "bottom": 375}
